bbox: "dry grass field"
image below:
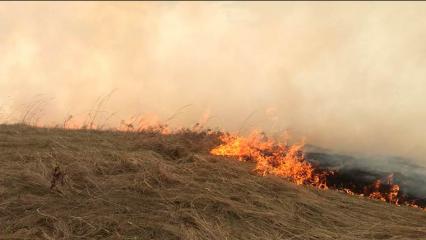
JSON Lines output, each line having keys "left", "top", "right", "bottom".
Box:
{"left": 0, "top": 124, "right": 425, "bottom": 240}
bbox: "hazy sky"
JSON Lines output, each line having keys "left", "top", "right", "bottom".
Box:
{"left": 1, "top": 2, "right": 426, "bottom": 162}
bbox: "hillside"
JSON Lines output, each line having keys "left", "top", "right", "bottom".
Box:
{"left": 0, "top": 124, "right": 425, "bottom": 240}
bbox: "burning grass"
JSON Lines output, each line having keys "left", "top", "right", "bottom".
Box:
{"left": 210, "top": 131, "right": 325, "bottom": 187}
{"left": 0, "top": 124, "right": 425, "bottom": 239}
{"left": 210, "top": 131, "right": 426, "bottom": 209}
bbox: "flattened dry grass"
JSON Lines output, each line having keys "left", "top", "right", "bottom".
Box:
{"left": 0, "top": 124, "right": 425, "bottom": 240}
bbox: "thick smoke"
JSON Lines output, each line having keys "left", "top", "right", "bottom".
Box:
{"left": 1, "top": 2, "right": 426, "bottom": 164}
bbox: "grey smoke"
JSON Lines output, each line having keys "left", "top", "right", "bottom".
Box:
{"left": 0, "top": 2, "right": 426, "bottom": 165}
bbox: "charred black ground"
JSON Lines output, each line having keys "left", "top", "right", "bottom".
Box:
{"left": 306, "top": 151, "right": 426, "bottom": 207}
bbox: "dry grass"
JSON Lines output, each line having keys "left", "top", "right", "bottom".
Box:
{"left": 0, "top": 124, "right": 425, "bottom": 240}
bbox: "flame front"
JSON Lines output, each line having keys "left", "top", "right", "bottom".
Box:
{"left": 210, "top": 131, "right": 425, "bottom": 210}
{"left": 15, "top": 112, "right": 426, "bottom": 211}
{"left": 210, "top": 131, "right": 327, "bottom": 187}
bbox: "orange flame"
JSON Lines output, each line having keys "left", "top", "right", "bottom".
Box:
{"left": 210, "top": 131, "right": 425, "bottom": 211}
{"left": 13, "top": 112, "right": 425, "bottom": 211}
{"left": 365, "top": 175, "right": 401, "bottom": 204}
{"left": 210, "top": 131, "right": 328, "bottom": 188}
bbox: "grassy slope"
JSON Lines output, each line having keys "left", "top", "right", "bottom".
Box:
{"left": 0, "top": 125, "right": 425, "bottom": 240}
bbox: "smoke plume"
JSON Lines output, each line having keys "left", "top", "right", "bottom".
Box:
{"left": 1, "top": 2, "right": 426, "bottom": 164}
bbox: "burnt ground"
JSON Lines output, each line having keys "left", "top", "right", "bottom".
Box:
{"left": 306, "top": 150, "right": 426, "bottom": 206}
